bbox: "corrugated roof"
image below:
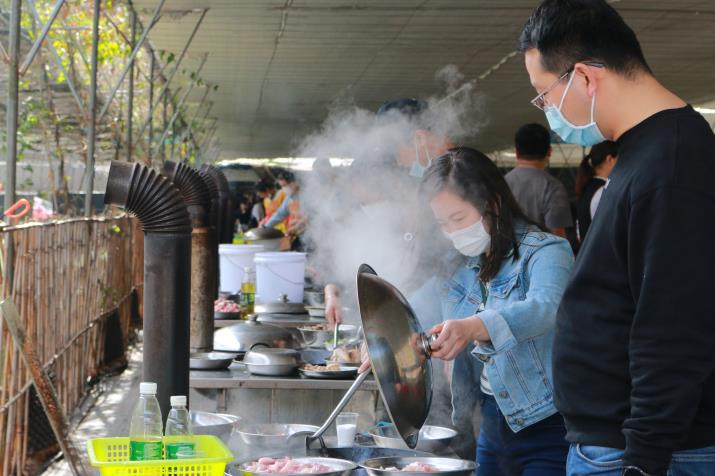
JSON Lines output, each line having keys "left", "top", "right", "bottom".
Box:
{"left": 133, "top": 0, "right": 715, "bottom": 158}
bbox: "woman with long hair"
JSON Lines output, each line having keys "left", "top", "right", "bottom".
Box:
{"left": 422, "top": 147, "right": 574, "bottom": 475}
{"left": 574, "top": 141, "right": 618, "bottom": 242}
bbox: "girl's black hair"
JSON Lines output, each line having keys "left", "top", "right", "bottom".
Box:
{"left": 421, "top": 147, "right": 539, "bottom": 282}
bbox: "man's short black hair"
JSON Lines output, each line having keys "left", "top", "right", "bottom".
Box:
{"left": 515, "top": 123, "right": 551, "bottom": 160}
{"left": 278, "top": 171, "right": 296, "bottom": 184}
{"left": 519, "top": 0, "right": 651, "bottom": 77}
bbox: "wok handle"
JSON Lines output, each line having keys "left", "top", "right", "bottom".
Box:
{"left": 309, "top": 370, "right": 370, "bottom": 441}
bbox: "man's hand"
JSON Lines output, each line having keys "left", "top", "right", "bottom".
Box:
{"left": 324, "top": 284, "right": 342, "bottom": 327}
{"left": 428, "top": 316, "right": 488, "bottom": 361}
{"left": 358, "top": 342, "right": 371, "bottom": 374}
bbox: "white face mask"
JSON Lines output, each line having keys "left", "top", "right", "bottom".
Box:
{"left": 443, "top": 218, "right": 491, "bottom": 257}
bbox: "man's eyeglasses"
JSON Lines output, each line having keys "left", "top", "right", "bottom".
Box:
{"left": 529, "top": 62, "right": 605, "bottom": 111}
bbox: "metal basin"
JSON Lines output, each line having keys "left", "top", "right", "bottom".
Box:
{"left": 235, "top": 457, "right": 356, "bottom": 476}
{"left": 225, "top": 447, "right": 432, "bottom": 476}
{"left": 190, "top": 351, "right": 238, "bottom": 370}
{"left": 369, "top": 425, "right": 457, "bottom": 454}
{"left": 236, "top": 423, "right": 321, "bottom": 449}
{"left": 360, "top": 457, "right": 476, "bottom": 476}
{"left": 190, "top": 410, "right": 240, "bottom": 443}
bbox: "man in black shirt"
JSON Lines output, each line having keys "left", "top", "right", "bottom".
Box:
{"left": 519, "top": 1, "right": 715, "bottom": 475}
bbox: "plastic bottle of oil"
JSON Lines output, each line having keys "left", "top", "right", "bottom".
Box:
{"left": 240, "top": 267, "right": 256, "bottom": 319}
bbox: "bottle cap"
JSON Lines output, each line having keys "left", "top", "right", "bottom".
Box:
{"left": 139, "top": 382, "right": 157, "bottom": 395}
{"left": 170, "top": 395, "right": 187, "bottom": 407}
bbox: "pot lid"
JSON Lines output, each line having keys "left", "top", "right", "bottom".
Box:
{"left": 213, "top": 315, "right": 295, "bottom": 352}
{"left": 245, "top": 227, "right": 284, "bottom": 240}
{"left": 356, "top": 264, "right": 433, "bottom": 449}
{"left": 255, "top": 294, "right": 306, "bottom": 314}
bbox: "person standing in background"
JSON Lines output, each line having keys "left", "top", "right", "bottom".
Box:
{"left": 252, "top": 181, "right": 269, "bottom": 225}
{"left": 575, "top": 141, "right": 618, "bottom": 242}
{"left": 504, "top": 123, "right": 573, "bottom": 237}
{"left": 520, "top": 0, "right": 715, "bottom": 474}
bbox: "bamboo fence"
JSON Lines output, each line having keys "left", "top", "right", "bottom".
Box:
{"left": 0, "top": 216, "right": 143, "bottom": 475}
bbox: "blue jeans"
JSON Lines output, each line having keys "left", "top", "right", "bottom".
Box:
{"left": 476, "top": 395, "right": 568, "bottom": 476}
{"left": 567, "top": 444, "right": 715, "bottom": 476}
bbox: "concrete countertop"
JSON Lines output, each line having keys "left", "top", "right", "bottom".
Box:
{"left": 190, "top": 362, "right": 379, "bottom": 391}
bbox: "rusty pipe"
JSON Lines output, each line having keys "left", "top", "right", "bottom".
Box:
{"left": 104, "top": 160, "right": 191, "bottom": 417}
{"left": 197, "top": 168, "right": 220, "bottom": 298}
{"left": 162, "top": 161, "right": 215, "bottom": 352}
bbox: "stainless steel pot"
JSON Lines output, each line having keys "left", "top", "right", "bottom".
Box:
{"left": 242, "top": 348, "right": 302, "bottom": 376}
{"left": 359, "top": 457, "right": 476, "bottom": 476}
{"left": 214, "top": 314, "right": 300, "bottom": 352}
{"left": 368, "top": 425, "right": 457, "bottom": 454}
{"left": 244, "top": 228, "right": 284, "bottom": 252}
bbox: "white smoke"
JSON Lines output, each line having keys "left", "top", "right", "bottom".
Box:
{"left": 296, "top": 65, "right": 485, "bottom": 316}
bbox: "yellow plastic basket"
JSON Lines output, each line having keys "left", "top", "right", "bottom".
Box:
{"left": 87, "top": 435, "right": 233, "bottom": 476}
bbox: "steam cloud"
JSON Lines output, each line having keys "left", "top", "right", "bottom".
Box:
{"left": 295, "top": 65, "right": 484, "bottom": 314}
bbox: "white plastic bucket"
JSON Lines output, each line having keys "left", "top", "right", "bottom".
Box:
{"left": 218, "top": 244, "right": 264, "bottom": 293}
{"left": 254, "top": 252, "right": 307, "bottom": 303}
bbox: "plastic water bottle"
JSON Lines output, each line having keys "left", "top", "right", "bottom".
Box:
{"left": 164, "top": 395, "right": 194, "bottom": 459}
{"left": 129, "top": 382, "right": 163, "bottom": 461}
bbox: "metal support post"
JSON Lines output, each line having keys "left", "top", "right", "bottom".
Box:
{"left": 126, "top": 10, "right": 136, "bottom": 162}
{"left": 83, "top": 0, "right": 100, "bottom": 217}
{"left": 5, "top": 0, "right": 21, "bottom": 289}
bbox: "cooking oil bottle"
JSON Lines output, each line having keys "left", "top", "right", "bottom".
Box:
{"left": 240, "top": 267, "right": 256, "bottom": 319}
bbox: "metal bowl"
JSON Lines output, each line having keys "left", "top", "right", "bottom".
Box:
{"left": 237, "top": 457, "right": 356, "bottom": 476}
{"left": 243, "top": 348, "right": 302, "bottom": 376}
{"left": 298, "top": 325, "right": 355, "bottom": 348}
{"left": 236, "top": 423, "right": 320, "bottom": 448}
{"left": 368, "top": 425, "right": 457, "bottom": 454}
{"left": 190, "top": 352, "right": 238, "bottom": 370}
{"left": 359, "top": 457, "right": 476, "bottom": 476}
{"left": 190, "top": 411, "right": 240, "bottom": 443}
{"left": 306, "top": 306, "right": 327, "bottom": 318}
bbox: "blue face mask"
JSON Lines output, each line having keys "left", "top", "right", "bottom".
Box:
{"left": 408, "top": 135, "right": 432, "bottom": 178}
{"left": 544, "top": 72, "right": 605, "bottom": 147}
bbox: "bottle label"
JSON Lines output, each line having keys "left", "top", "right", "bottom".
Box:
{"left": 129, "top": 440, "right": 163, "bottom": 461}
{"left": 166, "top": 442, "right": 196, "bottom": 459}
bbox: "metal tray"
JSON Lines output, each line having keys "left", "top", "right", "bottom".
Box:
{"left": 299, "top": 366, "right": 358, "bottom": 379}
{"left": 359, "top": 457, "right": 476, "bottom": 476}
{"left": 189, "top": 351, "right": 238, "bottom": 370}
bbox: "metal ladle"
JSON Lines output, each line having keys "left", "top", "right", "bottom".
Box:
{"left": 290, "top": 263, "right": 436, "bottom": 452}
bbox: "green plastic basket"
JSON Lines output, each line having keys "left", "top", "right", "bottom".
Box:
{"left": 87, "top": 435, "right": 233, "bottom": 475}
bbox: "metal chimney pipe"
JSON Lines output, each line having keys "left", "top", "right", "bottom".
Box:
{"left": 104, "top": 161, "right": 191, "bottom": 417}
{"left": 162, "top": 161, "right": 215, "bottom": 352}
{"left": 197, "top": 168, "right": 220, "bottom": 297}
{"left": 200, "top": 164, "right": 234, "bottom": 244}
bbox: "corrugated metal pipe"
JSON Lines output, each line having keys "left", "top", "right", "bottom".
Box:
{"left": 104, "top": 160, "right": 191, "bottom": 417}
{"left": 162, "top": 161, "right": 215, "bottom": 353}
{"left": 200, "top": 164, "right": 234, "bottom": 244}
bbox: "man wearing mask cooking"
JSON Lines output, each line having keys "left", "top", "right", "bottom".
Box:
{"left": 324, "top": 98, "right": 454, "bottom": 327}
{"left": 520, "top": 1, "right": 715, "bottom": 475}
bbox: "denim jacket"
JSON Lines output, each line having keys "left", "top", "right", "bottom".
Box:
{"left": 443, "top": 223, "right": 573, "bottom": 433}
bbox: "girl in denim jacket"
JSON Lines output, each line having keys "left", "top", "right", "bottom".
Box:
{"left": 422, "top": 147, "right": 574, "bottom": 476}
